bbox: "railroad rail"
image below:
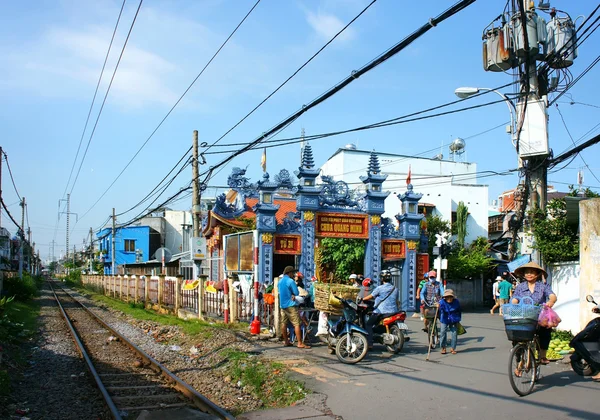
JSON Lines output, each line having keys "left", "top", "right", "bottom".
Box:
{"left": 49, "top": 281, "right": 235, "bottom": 420}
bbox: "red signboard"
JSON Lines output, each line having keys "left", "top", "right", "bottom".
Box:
{"left": 274, "top": 235, "right": 301, "bottom": 254}
{"left": 416, "top": 253, "right": 429, "bottom": 283}
{"left": 315, "top": 213, "right": 368, "bottom": 239}
{"left": 382, "top": 240, "right": 406, "bottom": 260}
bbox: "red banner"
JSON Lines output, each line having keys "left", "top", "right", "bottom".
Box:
{"left": 315, "top": 213, "right": 368, "bottom": 239}
{"left": 416, "top": 253, "right": 429, "bottom": 283}
{"left": 274, "top": 235, "right": 301, "bottom": 254}
{"left": 382, "top": 240, "right": 406, "bottom": 260}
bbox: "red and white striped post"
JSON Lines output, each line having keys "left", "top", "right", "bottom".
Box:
{"left": 223, "top": 275, "right": 230, "bottom": 324}
{"left": 250, "top": 230, "right": 261, "bottom": 335}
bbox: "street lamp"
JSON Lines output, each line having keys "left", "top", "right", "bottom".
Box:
{"left": 455, "top": 87, "right": 517, "bottom": 147}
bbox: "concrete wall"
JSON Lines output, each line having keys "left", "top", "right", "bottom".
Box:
{"left": 549, "top": 262, "right": 580, "bottom": 334}
{"left": 445, "top": 277, "right": 484, "bottom": 310}
{"left": 579, "top": 199, "right": 600, "bottom": 330}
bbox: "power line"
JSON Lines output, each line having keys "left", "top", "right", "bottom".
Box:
{"left": 62, "top": 0, "right": 127, "bottom": 199}
{"left": 555, "top": 103, "right": 600, "bottom": 184}
{"left": 78, "top": 0, "right": 262, "bottom": 222}
{"left": 68, "top": 0, "right": 144, "bottom": 196}
{"left": 198, "top": 0, "right": 477, "bottom": 185}
{"left": 3, "top": 151, "right": 22, "bottom": 200}
{"left": 202, "top": 0, "right": 377, "bottom": 155}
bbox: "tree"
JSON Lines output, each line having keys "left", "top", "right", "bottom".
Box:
{"left": 425, "top": 214, "right": 451, "bottom": 257}
{"left": 530, "top": 198, "right": 579, "bottom": 263}
{"left": 567, "top": 185, "right": 600, "bottom": 198}
{"left": 455, "top": 201, "right": 468, "bottom": 248}
{"left": 446, "top": 237, "right": 493, "bottom": 279}
{"left": 316, "top": 238, "right": 365, "bottom": 282}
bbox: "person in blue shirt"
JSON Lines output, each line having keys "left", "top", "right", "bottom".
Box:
{"left": 361, "top": 270, "right": 399, "bottom": 348}
{"left": 420, "top": 270, "right": 444, "bottom": 332}
{"left": 278, "top": 265, "right": 311, "bottom": 349}
{"left": 438, "top": 289, "right": 462, "bottom": 354}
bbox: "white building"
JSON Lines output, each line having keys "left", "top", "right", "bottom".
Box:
{"left": 319, "top": 146, "right": 489, "bottom": 245}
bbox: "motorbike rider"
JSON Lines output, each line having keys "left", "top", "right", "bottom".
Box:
{"left": 360, "top": 270, "right": 399, "bottom": 349}
{"left": 420, "top": 270, "right": 444, "bottom": 332}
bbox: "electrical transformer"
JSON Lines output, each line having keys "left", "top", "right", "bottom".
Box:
{"left": 511, "top": 10, "right": 547, "bottom": 58}
{"left": 482, "top": 26, "right": 515, "bottom": 72}
{"left": 545, "top": 16, "right": 577, "bottom": 68}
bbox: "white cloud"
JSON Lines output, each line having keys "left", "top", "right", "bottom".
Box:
{"left": 305, "top": 10, "right": 356, "bottom": 42}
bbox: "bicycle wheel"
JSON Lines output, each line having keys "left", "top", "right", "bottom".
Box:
{"left": 427, "top": 321, "right": 438, "bottom": 349}
{"left": 508, "top": 343, "right": 537, "bottom": 396}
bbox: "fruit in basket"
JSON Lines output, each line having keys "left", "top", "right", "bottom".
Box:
{"left": 546, "top": 349, "right": 563, "bottom": 360}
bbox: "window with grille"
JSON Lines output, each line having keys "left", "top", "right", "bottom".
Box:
{"left": 124, "top": 239, "right": 135, "bottom": 252}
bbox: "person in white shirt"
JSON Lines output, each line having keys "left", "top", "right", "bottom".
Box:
{"left": 490, "top": 276, "right": 502, "bottom": 315}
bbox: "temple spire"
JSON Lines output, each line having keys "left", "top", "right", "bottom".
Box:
{"left": 301, "top": 143, "right": 315, "bottom": 169}
{"left": 368, "top": 151, "right": 381, "bottom": 175}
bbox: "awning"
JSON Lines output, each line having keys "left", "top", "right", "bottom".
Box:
{"left": 507, "top": 254, "right": 531, "bottom": 273}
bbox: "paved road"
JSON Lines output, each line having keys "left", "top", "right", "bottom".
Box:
{"left": 269, "top": 313, "right": 599, "bottom": 420}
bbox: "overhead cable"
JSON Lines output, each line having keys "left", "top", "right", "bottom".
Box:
{"left": 198, "top": 0, "right": 477, "bottom": 183}
{"left": 79, "top": 0, "right": 262, "bottom": 221}
{"left": 62, "top": 0, "right": 127, "bottom": 199}
{"left": 68, "top": 0, "right": 144, "bottom": 196}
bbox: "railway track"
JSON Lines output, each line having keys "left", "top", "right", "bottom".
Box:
{"left": 49, "top": 281, "right": 235, "bottom": 420}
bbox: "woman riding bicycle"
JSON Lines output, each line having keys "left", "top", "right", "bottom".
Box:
{"left": 511, "top": 261, "right": 557, "bottom": 366}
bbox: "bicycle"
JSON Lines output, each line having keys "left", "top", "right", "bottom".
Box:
{"left": 508, "top": 332, "right": 542, "bottom": 396}
{"left": 424, "top": 305, "right": 439, "bottom": 349}
{"left": 503, "top": 298, "right": 542, "bottom": 396}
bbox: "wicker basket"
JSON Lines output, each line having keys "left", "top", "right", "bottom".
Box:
{"left": 313, "top": 282, "right": 360, "bottom": 315}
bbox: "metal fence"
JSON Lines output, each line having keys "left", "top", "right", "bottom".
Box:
{"left": 80, "top": 275, "right": 275, "bottom": 330}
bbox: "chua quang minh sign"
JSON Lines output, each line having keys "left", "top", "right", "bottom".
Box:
{"left": 315, "top": 213, "right": 369, "bottom": 239}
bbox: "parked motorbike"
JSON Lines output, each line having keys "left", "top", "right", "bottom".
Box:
{"left": 570, "top": 295, "right": 600, "bottom": 376}
{"left": 357, "top": 299, "right": 408, "bottom": 353}
{"left": 326, "top": 297, "right": 369, "bottom": 364}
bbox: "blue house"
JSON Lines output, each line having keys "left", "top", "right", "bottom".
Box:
{"left": 97, "top": 226, "right": 161, "bottom": 274}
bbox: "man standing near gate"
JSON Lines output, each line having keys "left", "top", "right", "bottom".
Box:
{"left": 279, "top": 266, "right": 311, "bottom": 349}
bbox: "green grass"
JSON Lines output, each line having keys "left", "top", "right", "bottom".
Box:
{"left": 0, "top": 299, "right": 40, "bottom": 396}
{"left": 219, "top": 349, "right": 308, "bottom": 413}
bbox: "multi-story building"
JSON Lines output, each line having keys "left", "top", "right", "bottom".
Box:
{"left": 320, "top": 145, "right": 489, "bottom": 245}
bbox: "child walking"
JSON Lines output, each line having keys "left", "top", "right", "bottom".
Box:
{"left": 438, "top": 289, "right": 462, "bottom": 354}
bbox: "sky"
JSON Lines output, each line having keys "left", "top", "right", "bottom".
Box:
{"left": 0, "top": 0, "right": 598, "bottom": 261}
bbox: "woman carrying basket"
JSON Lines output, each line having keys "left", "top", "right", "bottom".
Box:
{"left": 510, "top": 262, "right": 557, "bottom": 366}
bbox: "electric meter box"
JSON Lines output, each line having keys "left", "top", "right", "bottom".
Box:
{"left": 517, "top": 99, "right": 549, "bottom": 159}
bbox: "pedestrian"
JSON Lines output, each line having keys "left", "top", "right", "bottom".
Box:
{"left": 497, "top": 275, "right": 513, "bottom": 316}
{"left": 490, "top": 276, "right": 502, "bottom": 315}
{"left": 360, "top": 270, "right": 399, "bottom": 349}
{"left": 438, "top": 289, "right": 462, "bottom": 355}
{"left": 420, "top": 270, "right": 443, "bottom": 332}
{"left": 358, "top": 277, "right": 373, "bottom": 300}
{"left": 511, "top": 262, "right": 557, "bottom": 367}
{"left": 279, "top": 266, "right": 311, "bottom": 349}
{"left": 415, "top": 272, "right": 429, "bottom": 320}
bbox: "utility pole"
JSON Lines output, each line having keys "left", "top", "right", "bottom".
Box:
{"left": 480, "top": 2, "right": 576, "bottom": 262}
{"left": 66, "top": 193, "right": 70, "bottom": 262}
{"left": 0, "top": 146, "right": 3, "bottom": 229}
{"left": 192, "top": 130, "right": 200, "bottom": 239}
{"left": 27, "top": 228, "right": 31, "bottom": 273}
{"left": 89, "top": 227, "right": 94, "bottom": 273}
{"left": 191, "top": 130, "right": 205, "bottom": 320}
{"left": 18, "top": 197, "right": 25, "bottom": 279}
{"left": 112, "top": 208, "right": 116, "bottom": 275}
{"left": 49, "top": 240, "right": 56, "bottom": 262}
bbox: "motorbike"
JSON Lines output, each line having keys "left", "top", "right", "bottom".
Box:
{"left": 326, "top": 297, "right": 369, "bottom": 364}
{"left": 570, "top": 295, "right": 600, "bottom": 376}
{"left": 357, "top": 299, "right": 408, "bottom": 353}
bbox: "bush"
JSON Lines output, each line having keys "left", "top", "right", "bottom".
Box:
{"left": 3, "top": 274, "right": 40, "bottom": 300}
{"left": 66, "top": 269, "right": 82, "bottom": 285}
